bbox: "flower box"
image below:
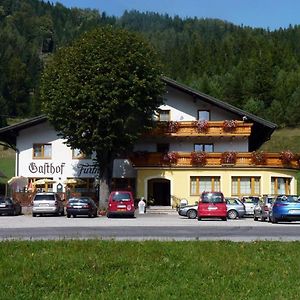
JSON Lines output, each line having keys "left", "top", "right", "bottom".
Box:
{"left": 191, "top": 151, "right": 207, "bottom": 165}
{"left": 162, "top": 152, "right": 179, "bottom": 164}
{"left": 280, "top": 150, "right": 295, "bottom": 164}
{"left": 223, "top": 120, "right": 238, "bottom": 132}
{"left": 251, "top": 151, "right": 266, "bottom": 165}
{"left": 221, "top": 151, "right": 237, "bottom": 165}
{"left": 193, "top": 120, "right": 209, "bottom": 133}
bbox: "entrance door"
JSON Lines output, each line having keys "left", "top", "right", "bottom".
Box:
{"left": 148, "top": 179, "right": 170, "bottom": 206}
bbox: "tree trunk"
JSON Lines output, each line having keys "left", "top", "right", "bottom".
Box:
{"left": 97, "top": 152, "right": 114, "bottom": 209}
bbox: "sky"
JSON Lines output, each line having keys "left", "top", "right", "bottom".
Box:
{"left": 53, "top": 0, "right": 300, "bottom": 30}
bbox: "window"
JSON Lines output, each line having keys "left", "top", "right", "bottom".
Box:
{"left": 198, "top": 110, "right": 210, "bottom": 121}
{"left": 232, "top": 177, "right": 260, "bottom": 196}
{"left": 157, "top": 143, "right": 169, "bottom": 153}
{"left": 158, "top": 110, "right": 170, "bottom": 121}
{"left": 190, "top": 176, "right": 220, "bottom": 195}
{"left": 72, "top": 149, "right": 91, "bottom": 159}
{"left": 271, "top": 177, "right": 291, "bottom": 195}
{"left": 194, "top": 143, "right": 213, "bottom": 152}
{"left": 33, "top": 144, "right": 52, "bottom": 159}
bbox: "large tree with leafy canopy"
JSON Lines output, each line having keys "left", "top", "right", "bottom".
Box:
{"left": 40, "top": 26, "right": 165, "bottom": 207}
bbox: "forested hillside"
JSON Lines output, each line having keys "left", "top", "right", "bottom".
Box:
{"left": 1, "top": 0, "right": 300, "bottom": 128}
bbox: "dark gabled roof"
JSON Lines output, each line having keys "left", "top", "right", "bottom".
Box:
{"left": 0, "top": 115, "right": 47, "bottom": 148}
{"left": 0, "top": 78, "right": 277, "bottom": 151}
{"left": 162, "top": 77, "right": 277, "bottom": 150}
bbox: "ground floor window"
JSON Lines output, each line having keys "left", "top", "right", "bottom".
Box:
{"left": 190, "top": 176, "right": 220, "bottom": 195}
{"left": 271, "top": 177, "right": 291, "bottom": 195}
{"left": 232, "top": 176, "right": 260, "bottom": 197}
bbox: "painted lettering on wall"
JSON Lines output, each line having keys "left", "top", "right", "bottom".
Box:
{"left": 29, "top": 162, "right": 66, "bottom": 175}
{"left": 77, "top": 163, "right": 98, "bottom": 176}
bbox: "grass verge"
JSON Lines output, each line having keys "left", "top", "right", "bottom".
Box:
{"left": 0, "top": 240, "right": 300, "bottom": 299}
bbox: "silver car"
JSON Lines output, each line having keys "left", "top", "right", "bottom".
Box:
{"left": 32, "top": 192, "right": 65, "bottom": 217}
{"left": 225, "top": 197, "right": 246, "bottom": 219}
{"left": 178, "top": 198, "right": 245, "bottom": 219}
{"left": 253, "top": 195, "right": 275, "bottom": 222}
{"left": 241, "top": 196, "right": 260, "bottom": 216}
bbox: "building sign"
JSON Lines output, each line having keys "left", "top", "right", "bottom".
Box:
{"left": 77, "top": 163, "right": 98, "bottom": 176}
{"left": 29, "top": 162, "right": 66, "bottom": 175}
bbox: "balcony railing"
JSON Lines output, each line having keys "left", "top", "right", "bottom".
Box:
{"left": 145, "top": 121, "right": 253, "bottom": 137}
{"left": 130, "top": 152, "right": 300, "bottom": 170}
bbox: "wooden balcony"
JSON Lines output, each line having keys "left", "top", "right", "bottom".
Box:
{"left": 145, "top": 121, "right": 253, "bottom": 137}
{"left": 130, "top": 152, "right": 300, "bottom": 170}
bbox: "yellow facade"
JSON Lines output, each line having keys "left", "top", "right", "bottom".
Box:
{"left": 136, "top": 167, "right": 298, "bottom": 206}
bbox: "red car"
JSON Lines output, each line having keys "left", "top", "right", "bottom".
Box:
{"left": 107, "top": 191, "right": 135, "bottom": 218}
{"left": 198, "top": 191, "right": 227, "bottom": 221}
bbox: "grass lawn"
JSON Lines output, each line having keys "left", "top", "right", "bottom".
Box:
{"left": 0, "top": 240, "right": 300, "bottom": 299}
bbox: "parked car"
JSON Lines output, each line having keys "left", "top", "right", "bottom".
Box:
{"left": 107, "top": 191, "right": 135, "bottom": 218}
{"left": 198, "top": 191, "right": 227, "bottom": 221}
{"left": 178, "top": 204, "right": 198, "bottom": 219}
{"left": 0, "top": 196, "right": 22, "bottom": 216}
{"left": 66, "top": 197, "right": 98, "bottom": 218}
{"left": 241, "top": 196, "right": 260, "bottom": 216}
{"left": 32, "top": 192, "right": 65, "bottom": 217}
{"left": 253, "top": 195, "right": 275, "bottom": 222}
{"left": 270, "top": 195, "right": 300, "bottom": 223}
{"left": 225, "top": 197, "right": 246, "bottom": 219}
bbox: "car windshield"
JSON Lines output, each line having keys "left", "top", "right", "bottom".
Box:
{"left": 276, "top": 195, "right": 300, "bottom": 203}
{"left": 112, "top": 192, "right": 131, "bottom": 201}
{"left": 202, "top": 193, "right": 224, "bottom": 203}
{"left": 34, "top": 194, "right": 55, "bottom": 201}
{"left": 243, "top": 198, "right": 259, "bottom": 204}
{"left": 69, "top": 198, "right": 89, "bottom": 204}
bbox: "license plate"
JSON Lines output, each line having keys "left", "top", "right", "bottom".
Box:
{"left": 0, "top": 204, "right": 6, "bottom": 207}
{"left": 208, "top": 206, "right": 217, "bottom": 210}
{"left": 117, "top": 208, "right": 126, "bottom": 211}
{"left": 74, "top": 206, "right": 82, "bottom": 209}
{"left": 39, "top": 203, "right": 49, "bottom": 207}
{"left": 117, "top": 205, "right": 126, "bottom": 209}
{"left": 289, "top": 210, "right": 300, "bottom": 214}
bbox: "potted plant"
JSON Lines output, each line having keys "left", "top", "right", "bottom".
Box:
{"left": 162, "top": 151, "right": 179, "bottom": 164}
{"left": 251, "top": 151, "right": 267, "bottom": 165}
{"left": 193, "top": 120, "right": 209, "bottom": 133}
{"left": 223, "top": 120, "right": 238, "bottom": 132}
{"left": 221, "top": 151, "right": 237, "bottom": 165}
{"left": 191, "top": 151, "right": 207, "bottom": 165}
{"left": 280, "top": 150, "right": 295, "bottom": 164}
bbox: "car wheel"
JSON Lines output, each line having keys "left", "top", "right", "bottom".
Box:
{"left": 197, "top": 217, "right": 201, "bottom": 221}
{"left": 107, "top": 213, "right": 111, "bottom": 218}
{"left": 67, "top": 214, "right": 71, "bottom": 218}
{"left": 187, "top": 209, "right": 197, "bottom": 219}
{"left": 272, "top": 217, "right": 278, "bottom": 224}
{"left": 32, "top": 213, "right": 36, "bottom": 217}
{"left": 222, "top": 217, "right": 227, "bottom": 221}
{"left": 227, "top": 210, "right": 238, "bottom": 220}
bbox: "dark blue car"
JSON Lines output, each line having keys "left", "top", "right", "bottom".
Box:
{"left": 270, "top": 195, "right": 300, "bottom": 223}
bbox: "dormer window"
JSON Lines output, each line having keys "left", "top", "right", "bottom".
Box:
{"left": 159, "top": 110, "right": 170, "bottom": 121}
{"left": 198, "top": 110, "right": 210, "bottom": 121}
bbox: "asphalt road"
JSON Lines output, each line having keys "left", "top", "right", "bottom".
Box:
{"left": 1, "top": 213, "right": 300, "bottom": 241}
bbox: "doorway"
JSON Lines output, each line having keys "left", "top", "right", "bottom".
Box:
{"left": 147, "top": 178, "right": 170, "bottom": 206}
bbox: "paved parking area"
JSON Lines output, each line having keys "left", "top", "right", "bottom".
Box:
{"left": 0, "top": 212, "right": 300, "bottom": 228}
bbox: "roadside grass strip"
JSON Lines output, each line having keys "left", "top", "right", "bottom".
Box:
{"left": 0, "top": 240, "right": 299, "bottom": 299}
